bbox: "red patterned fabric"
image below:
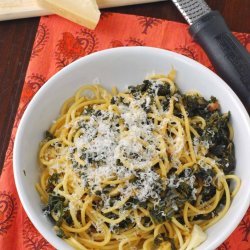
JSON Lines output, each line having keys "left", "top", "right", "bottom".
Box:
{"left": 0, "top": 13, "right": 249, "bottom": 250}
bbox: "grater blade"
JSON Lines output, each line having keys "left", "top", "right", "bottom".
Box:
{"left": 172, "top": 0, "right": 211, "bottom": 25}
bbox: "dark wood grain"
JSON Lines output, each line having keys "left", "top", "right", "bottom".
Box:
{"left": 0, "top": 0, "right": 249, "bottom": 173}
{"left": 105, "top": 0, "right": 250, "bottom": 33}
{"left": 0, "top": 18, "right": 39, "bottom": 171}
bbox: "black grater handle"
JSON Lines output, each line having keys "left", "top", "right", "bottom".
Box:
{"left": 189, "top": 11, "right": 250, "bottom": 112}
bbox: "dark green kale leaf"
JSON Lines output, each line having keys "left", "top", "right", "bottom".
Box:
{"left": 46, "top": 173, "right": 60, "bottom": 193}
{"left": 64, "top": 210, "right": 73, "bottom": 226}
{"left": 123, "top": 197, "right": 139, "bottom": 210}
{"left": 102, "top": 185, "right": 113, "bottom": 194}
{"left": 128, "top": 80, "right": 152, "bottom": 96}
{"left": 176, "top": 182, "right": 193, "bottom": 200}
{"left": 182, "top": 95, "right": 220, "bottom": 119}
{"left": 43, "top": 194, "right": 66, "bottom": 227}
{"left": 116, "top": 159, "right": 123, "bottom": 166}
{"left": 195, "top": 168, "right": 215, "bottom": 182}
{"left": 154, "top": 233, "right": 176, "bottom": 250}
{"left": 202, "top": 111, "right": 230, "bottom": 146}
{"left": 149, "top": 182, "right": 193, "bottom": 224}
{"left": 182, "top": 95, "right": 209, "bottom": 117}
{"left": 56, "top": 228, "right": 68, "bottom": 239}
{"left": 162, "top": 99, "right": 170, "bottom": 111}
{"left": 195, "top": 168, "right": 217, "bottom": 202}
{"left": 202, "top": 111, "right": 235, "bottom": 174}
{"left": 141, "top": 216, "right": 152, "bottom": 227}
{"left": 218, "top": 143, "right": 235, "bottom": 174}
{"left": 193, "top": 193, "right": 226, "bottom": 221}
{"left": 117, "top": 217, "right": 134, "bottom": 229}
{"left": 105, "top": 212, "right": 119, "bottom": 220}
{"left": 110, "top": 97, "right": 116, "bottom": 104}
{"left": 157, "top": 84, "right": 170, "bottom": 96}
{"left": 201, "top": 185, "right": 216, "bottom": 202}
{"left": 44, "top": 131, "right": 55, "bottom": 140}
{"left": 140, "top": 80, "right": 153, "bottom": 92}
{"left": 82, "top": 106, "right": 94, "bottom": 115}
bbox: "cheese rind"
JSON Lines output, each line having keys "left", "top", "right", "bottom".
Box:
{"left": 38, "top": 0, "right": 100, "bottom": 29}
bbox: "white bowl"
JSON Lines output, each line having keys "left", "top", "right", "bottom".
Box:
{"left": 14, "top": 47, "right": 250, "bottom": 250}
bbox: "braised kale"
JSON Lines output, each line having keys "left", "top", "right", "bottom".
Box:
{"left": 182, "top": 95, "right": 219, "bottom": 118}
{"left": 128, "top": 80, "right": 152, "bottom": 96}
{"left": 183, "top": 95, "right": 209, "bottom": 117}
{"left": 44, "top": 130, "right": 55, "bottom": 141}
{"left": 43, "top": 194, "right": 70, "bottom": 229}
{"left": 201, "top": 112, "right": 235, "bottom": 174}
{"left": 46, "top": 173, "right": 60, "bottom": 193}
{"left": 149, "top": 182, "right": 194, "bottom": 224}
{"left": 154, "top": 233, "right": 176, "bottom": 250}
{"left": 157, "top": 84, "right": 170, "bottom": 96}
{"left": 56, "top": 228, "right": 68, "bottom": 238}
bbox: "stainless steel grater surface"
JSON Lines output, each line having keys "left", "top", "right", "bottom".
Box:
{"left": 172, "top": 0, "right": 211, "bottom": 24}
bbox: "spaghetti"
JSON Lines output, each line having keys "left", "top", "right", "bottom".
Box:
{"left": 36, "top": 70, "right": 240, "bottom": 250}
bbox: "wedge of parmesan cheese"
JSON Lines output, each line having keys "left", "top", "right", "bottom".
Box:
{"left": 186, "top": 224, "right": 207, "bottom": 250}
{"left": 38, "top": 0, "right": 100, "bottom": 29}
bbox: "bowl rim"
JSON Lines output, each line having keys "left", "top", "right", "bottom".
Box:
{"left": 13, "top": 46, "right": 250, "bottom": 250}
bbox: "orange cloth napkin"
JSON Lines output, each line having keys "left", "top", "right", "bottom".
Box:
{"left": 0, "top": 12, "right": 249, "bottom": 250}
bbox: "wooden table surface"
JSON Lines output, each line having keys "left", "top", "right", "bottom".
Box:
{"left": 0, "top": 0, "right": 249, "bottom": 173}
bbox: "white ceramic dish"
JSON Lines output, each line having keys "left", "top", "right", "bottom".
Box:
{"left": 14, "top": 47, "right": 250, "bottom": 250}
